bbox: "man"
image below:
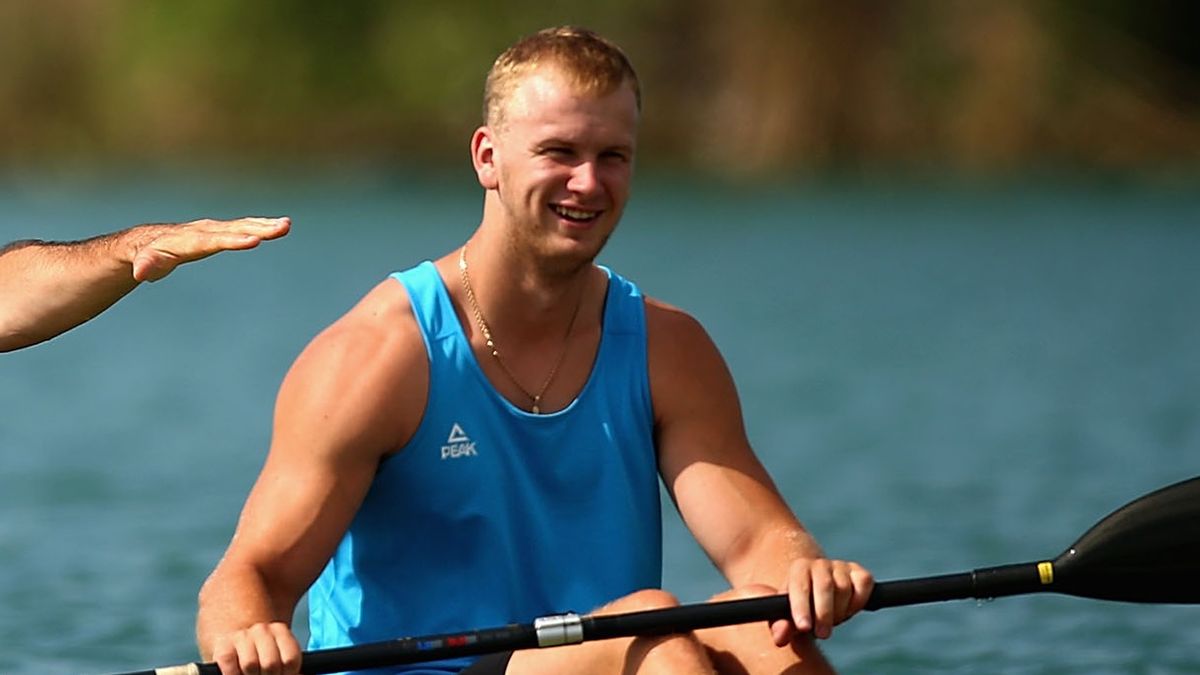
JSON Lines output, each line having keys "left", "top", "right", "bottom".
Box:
{"left": 0, "top": 216, "right": 290, "bottom": 352}
{"left": 196, "top": 27, "right": 872, "bottom": 675}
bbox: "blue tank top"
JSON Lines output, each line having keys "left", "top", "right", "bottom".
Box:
{"left": 307, "top": 261, "right": 662, "bottom": 674}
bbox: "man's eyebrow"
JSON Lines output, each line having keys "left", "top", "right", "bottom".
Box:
{"left": 535, "top": 138, "right": 574, "bottom": 148}
{"left": 530, "top": 138, "right": 635, "bottom": 155}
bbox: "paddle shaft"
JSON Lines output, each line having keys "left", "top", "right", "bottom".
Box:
{"left": 116, "top": 621, "right": 541, "bottom": 675}
{"left": 109, "top": 563, "right": 1052, "bottom": 675}
{"left": 106, "top": 476, "right": 1200, "bottom": 675}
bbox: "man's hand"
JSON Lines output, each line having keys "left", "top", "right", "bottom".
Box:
{"left": 208, "top": 621, "right": 302, "bottom": 675}
{"left": 129, "top": 216, "right": 291, "bottom": 282}
{"left": 771, "top": 557, "right": 874, "bottom": 646}
{"left": 0, "top": 215, "right": 291, "bottom": 352}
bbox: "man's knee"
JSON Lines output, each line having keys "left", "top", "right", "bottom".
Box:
{"left": 510, "top": 589, "right": 713, "bottom": 674}
{"left": 709, "top": 583, "right": 777, "bottom": 604}
{"left": 697, "top": 585, "right": 835, "bottom": 675}
{"left": 599, "top": 589, "right": 716, "bottom": 672}
{"left": 597, "top": 588, "right": 682, "bottom": 615}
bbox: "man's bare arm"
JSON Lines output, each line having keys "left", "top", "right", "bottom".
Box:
{"left": 647, "top": 298, "right": 872, "bottom": 646}
{"left": 0, "top": 216, "right": 289, "bottom": 352}
{"left": 196, "top": 280, "right": 427, "bottom": 675}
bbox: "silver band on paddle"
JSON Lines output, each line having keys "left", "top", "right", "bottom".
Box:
{"left": 533, "top": 612, "right": 584, "bottom": 647}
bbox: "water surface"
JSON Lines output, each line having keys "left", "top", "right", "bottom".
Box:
{"left": 2, "top": 172, "right": 1197, "bottom": 673}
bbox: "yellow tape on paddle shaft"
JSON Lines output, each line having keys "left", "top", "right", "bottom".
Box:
{"left": 1037, "top": 561, "right": 1054, "bottom": 585}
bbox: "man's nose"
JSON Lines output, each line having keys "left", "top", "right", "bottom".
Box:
{"left": 567, "top": 160, "right": 599, "bottom": 194}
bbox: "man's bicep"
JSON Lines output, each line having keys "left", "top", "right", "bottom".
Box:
{"left": 223, "top": 316, "right": 416, "bottom": 598}
{"left": 647, "top": 300, "right": 764, "bottom": 485}
{"left": 226, "top": 439, "right": 376, "bottom": 598}
{"left": 222, "top": 399, "right": 377, "bottom": 600}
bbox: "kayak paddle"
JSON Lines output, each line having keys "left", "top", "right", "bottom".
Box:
{"left": 108, "top": 474, "right": 1200, "bottom": 675}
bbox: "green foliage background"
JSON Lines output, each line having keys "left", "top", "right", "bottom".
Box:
{"left": 1, "top": 0, "right": 1197, "bottom": 175}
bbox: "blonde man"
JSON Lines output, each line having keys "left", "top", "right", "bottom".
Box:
{"left": 197, "top": 27, "right": 870, "bottom": 675}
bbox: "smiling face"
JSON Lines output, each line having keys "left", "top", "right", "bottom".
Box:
{"left": 472, "top": 64, "right": 639, "bottom": 269}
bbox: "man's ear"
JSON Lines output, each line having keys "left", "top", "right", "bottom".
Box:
{"left": 471, "top": 127, "right": 499, "bottom": 190}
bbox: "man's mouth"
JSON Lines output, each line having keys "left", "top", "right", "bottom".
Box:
{"left": 551, "top": 204, "right": 602, "bottom": 223}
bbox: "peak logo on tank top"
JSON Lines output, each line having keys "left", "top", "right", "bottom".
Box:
{"left": 440, "top": 423, "right": 477, "bottom": 459}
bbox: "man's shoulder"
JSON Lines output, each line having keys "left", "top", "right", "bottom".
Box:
{"left": 301, "top": 278, "right": 425, "bottom": 376}
{"left": 278, "top": 277, "right": 429, "bottom": 448}
{"left": 643, "top": 295, "right": 706, "bottom": 339}
{"left": 643, "top": 295, "right": 724, "bottom": 383}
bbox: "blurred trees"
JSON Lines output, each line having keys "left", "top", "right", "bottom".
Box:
{"left": 0, "top": 0, "right": 1196, "bottom": 174}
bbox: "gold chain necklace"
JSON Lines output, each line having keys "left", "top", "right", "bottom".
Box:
{"left": 458, "top": 245, "right": 583, "bottom": 414}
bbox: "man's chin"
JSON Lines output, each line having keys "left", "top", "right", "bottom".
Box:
{"left": 542, "top": 231, "right": 610, "bottom": 274}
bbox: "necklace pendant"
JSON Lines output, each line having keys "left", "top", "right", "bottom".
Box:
{"left": 459, "top": 244, "right": 579, "bottom": 420}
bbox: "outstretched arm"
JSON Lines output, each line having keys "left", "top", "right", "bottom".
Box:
{"left": 0, "top": 216, "right": 290, "bottom": 352}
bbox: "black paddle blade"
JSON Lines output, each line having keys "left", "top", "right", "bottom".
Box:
{"left": 1052, "top": 476, "right": 1200, "bottom": 603}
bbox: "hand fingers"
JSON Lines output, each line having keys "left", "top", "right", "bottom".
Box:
{"left": 162, "top": 228, "right": 273, "bottom": 255}
{"left": 785, "top": 559, "right": 875, "bottom": 643}
{"left": 129, "top": 216, "right": 290, "bottom": 281}
{"left": 132, "top": 230, "right": 270, "bottom": 282}
{"left": 809, "top": 559, "right": 835, "bottom": 640}
{"left": 212, "top": 634, "right": 243, "bottom": 675}
{"left": 847, "top": 562, "right": 875, "bottom": 615}
{"left": 220, "top": 216, "right": 291, "bottom": 240}
{"left": 232, "top": 630, "right": 262, "bottom": 675}
{"left": 213, "top": 623, "right": 300, "bottom": 675}
{"left": 787, "top": 559, "right": 814, "bottom": 636}
{"left": 181, "top": 216, "right": 290, "bottom": 236}
{"left": 269, "top": 622, "right": 304, "bottom": 675}
{"left": 770, "top": 617, "right": 794, "bottom": 648}
{"left": 833, "top": 562, "right": 853, "bottom": 620}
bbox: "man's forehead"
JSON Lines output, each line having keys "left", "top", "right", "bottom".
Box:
{"left": 508, "top": 69, "right": 568, "bottom": 111}
{"left": 501, "top": 65, "right": 638, "bottom": 123}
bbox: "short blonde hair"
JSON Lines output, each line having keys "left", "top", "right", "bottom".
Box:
{"left": 483, "top": 26, "right": 641, "bottom": 127}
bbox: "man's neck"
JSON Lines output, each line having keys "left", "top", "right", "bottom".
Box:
{"left": 456, "top": 230, "right": 595, "bottom": 342}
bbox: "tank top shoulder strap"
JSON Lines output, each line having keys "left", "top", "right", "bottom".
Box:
{"left": 390, "top": 260, "right": 460, "bottom": 343}
{"left": 598, "top": 265, "right": 646, "bottom": 338}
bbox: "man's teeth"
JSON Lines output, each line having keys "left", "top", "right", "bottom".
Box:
{"left": 554, "top": 205, "right": 599, "bottom": 220}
